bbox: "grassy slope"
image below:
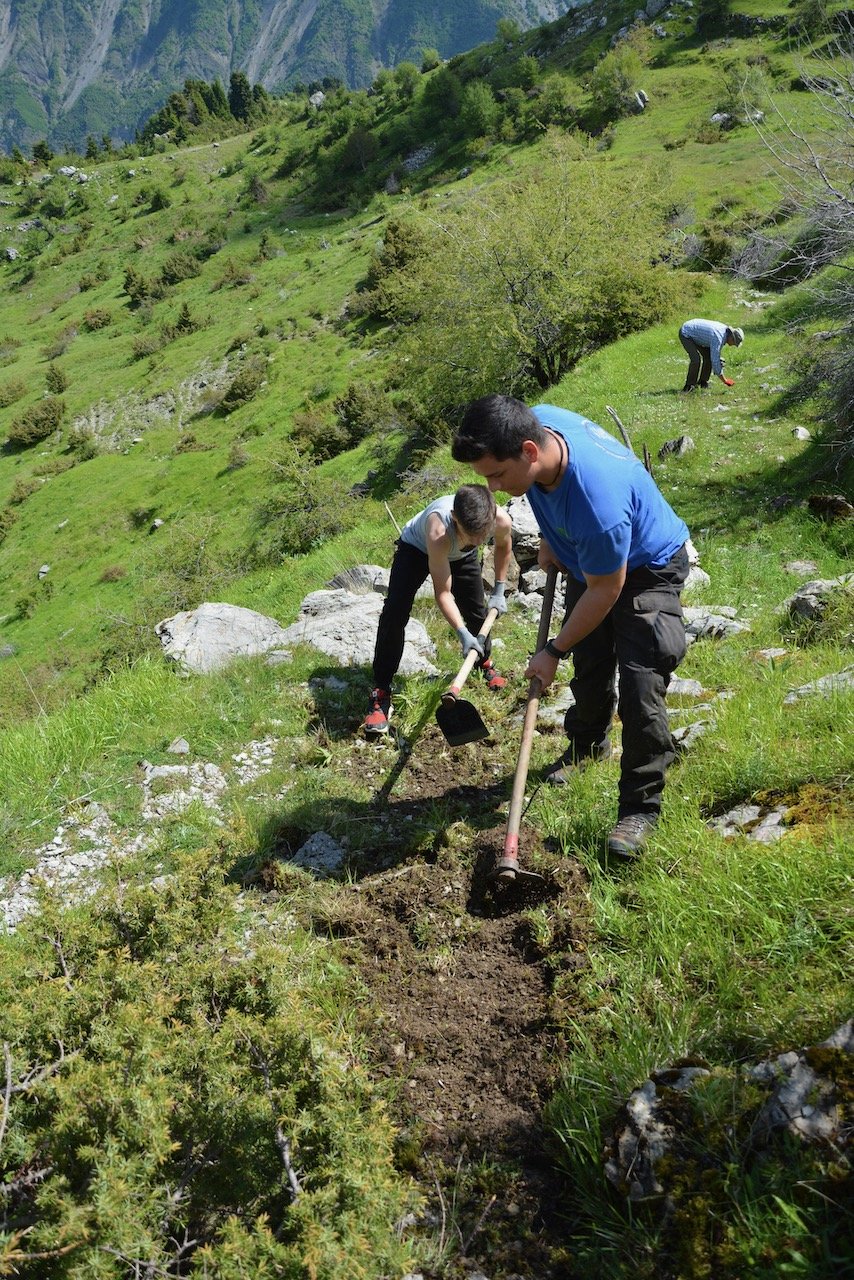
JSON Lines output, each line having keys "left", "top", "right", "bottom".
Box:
{"left": 0, "top": 5, "right": 852, "bottom": 1273}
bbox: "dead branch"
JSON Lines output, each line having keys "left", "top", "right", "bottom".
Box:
{"left": 249, "top": 1045, "right": 302, "bottom": 1201}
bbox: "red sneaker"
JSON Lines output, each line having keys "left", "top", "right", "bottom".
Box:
{"left": 363, "top": 688, "right": 391, "bottom": 737}
{"left": 480, "top": 659, "right": 506, "bottom": 692}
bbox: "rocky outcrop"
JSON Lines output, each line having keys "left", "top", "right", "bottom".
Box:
{"left": 156, "top": 602, "right": 292, "bottom": 674}
{"left": 276, "top": 588, "right": 438, "bottom": 675}
{"left": 605, "top": 1021, "right": 852, "bottom": 1204}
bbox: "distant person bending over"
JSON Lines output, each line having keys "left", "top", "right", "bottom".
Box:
{"left": 363, "top": 485, "right": 513, "bottom": 737}
{"left": 678, "top": 318, "right": 743, "bottom": 391}
{"left": 452, "top": 395, "right": 690, "bottom": 859}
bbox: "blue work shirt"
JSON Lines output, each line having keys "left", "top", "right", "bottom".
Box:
{"left": 527, "top": 405, "right": 689, "bottom": 580}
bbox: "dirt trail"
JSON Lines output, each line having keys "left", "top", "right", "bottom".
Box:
{"left": 329, "top": 726, "right": 592, "bottom": 1277}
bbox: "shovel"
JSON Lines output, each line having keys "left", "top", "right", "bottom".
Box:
{"left": 490, "top": 565, "right": 559, "bottom": 884}
{"left": 435, "top": 608, "right": 499, "bottom": 746}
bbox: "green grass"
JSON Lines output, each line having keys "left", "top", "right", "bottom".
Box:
{"left": 0, "top": 6, "right": 852, "bottom": 1273}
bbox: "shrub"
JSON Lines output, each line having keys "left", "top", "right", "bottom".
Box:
{"left": 131, "top": 332, "right": 163, "bottom": 360}
{"left": 0, "top": 378, "right": 27, "bottom": 408}
{"left": 0, "top": 335, "right": 22, "bottom": 364}
{"left": 14, "top": 580, "right": 53, "bottom": 618}
{"left": 83, "top": 307, "right": 112, "bottom": 330}
{"left": 148, "top": 185, "right": 171, "bottom": 211}
{"left": 0, "top": 506, "right": 18, "bottom": 543}
{"left": 0, "top": 848, "right": 416, "bottom": 1276}
{"left": 7, "top": 475, "right": 42, "bottom": 505}
{"left": 43, "top": 325, "right": 78, "bottom": 359}
{"left": 33, "top": 456, "right": 75, "bottom": 477}
{"left": 45, "top": 362, "right": 69, "bottom": 393}
{"left": 173, "top": 431, "right": 212, "bottom": 453}
{"left": 254, "top": 446, "right": 360, "bottom": 560}
{"left": 66, "top": 426, "right": 102, "bottom": 460}
{"left": 160, "top": 250, "right": 201, "bottom": 285}
{"left": 220, "top": 358, "right": 267, "bottom": 413}
{"left": 291, "top": 406, "right": 341, "bottom": 458}
{"left": 226, "top": 440, "right": 250, "bottom": 470}
{"left": 161, "top": 303, "right": 200, "bottom": 340}
{"left": 99, "top": 563, "right": 127, "bottom": 582}
{"left": 8, "top": 396, "right": 65, "bottom": 446}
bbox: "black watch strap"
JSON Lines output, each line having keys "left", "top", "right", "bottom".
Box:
{"left": 544, "top": 638, "right": 568, "bottom": 660}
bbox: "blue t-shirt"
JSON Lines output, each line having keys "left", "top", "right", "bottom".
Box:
{"left": 527, "top": 405, "right": 689, "bottom": 579}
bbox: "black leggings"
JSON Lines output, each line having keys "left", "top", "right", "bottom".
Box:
{"left": 372, "top": 541, "right": 490, "bottom": 691}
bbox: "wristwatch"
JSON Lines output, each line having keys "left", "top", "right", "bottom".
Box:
{"left": 544, "top": 638, "right": 569, "bottom": 660}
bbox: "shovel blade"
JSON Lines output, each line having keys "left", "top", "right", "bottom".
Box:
{"left": 435, "top": 696, "right": 489, "bottom": 746}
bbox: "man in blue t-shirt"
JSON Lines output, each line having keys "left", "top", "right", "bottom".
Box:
{"left": 452, "top": 394, "right": 690, "bottom": 859}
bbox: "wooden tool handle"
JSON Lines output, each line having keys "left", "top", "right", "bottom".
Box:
{"left": 503, "top": 567, "right": 559, "bottom": 859}
{"left": 442, "top": 608, "right": 499, "bottom": 703}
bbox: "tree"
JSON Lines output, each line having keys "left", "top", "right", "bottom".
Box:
{"left": 746, "top": 22, "right": 854, "bottom": 461}
{"left": 32, "top": 139, "right": 53, "bottom": 166}
{"left": 421, "top": 47, "right": 441, "bottom": 72}
{"left": 459, "top": 80, "right": 500, "bottom": 138}
{"left": 393, "top": 61, "right": 421, "bottom": 101}
{"left": 497, "top": 17, "right": 521, "bottom": 44}
{"left": 420, "top": 66, "right": 463, "bottom": 125}
{"left": 387, "top": 134, "right": 685, "bottom": 412}
{"left": 229, "top": 71, "right": 254, "bottom": 121}
{"left": 589, "top": 27, "right": 651, "bottom": 120}
{"left": 85, "top": 135, "right": 100, "bottom": 160}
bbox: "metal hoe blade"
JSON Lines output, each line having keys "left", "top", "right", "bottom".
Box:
{"left": 435, "top": 696, "right": 489, "bottom": 746}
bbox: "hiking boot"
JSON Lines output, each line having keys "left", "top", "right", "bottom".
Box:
{"left": 480, "top": 658, "right": 506, "bottom": 692}
{"left": 607, "top": 812, "right": 657, "bottom": 858}
{"left": 363, "top": 688, "right": 391, "bottom": 737}
{"left": 545, "top": 739, "right": 612, "bottom": 786}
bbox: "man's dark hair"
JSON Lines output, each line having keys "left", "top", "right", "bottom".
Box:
{"left": 453, "top": 484, "right": 496, "bottom": 537}
{"left": 452, "top": 394, "right": 546, "bottom": 462}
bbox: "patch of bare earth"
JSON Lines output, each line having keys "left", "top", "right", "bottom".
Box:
{"left": 329, "top": 725, "right": 592, "bottom": 1277}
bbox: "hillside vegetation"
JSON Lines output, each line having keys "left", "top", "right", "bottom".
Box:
{"left": 0, "top": 0, "right": 576, "bottom": 153}
{"left": 0, "top": 1, "right": 851, "bottom": 1276}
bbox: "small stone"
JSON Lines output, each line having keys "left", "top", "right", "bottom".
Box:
{"left": 166, "top": 737, "right": 190, "bottom": 754}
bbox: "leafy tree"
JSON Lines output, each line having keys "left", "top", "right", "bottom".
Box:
{"left": 394, "top": 61, "right": 421, "bottom": 101}
{"left": 421, "top": 47, "right": 441, "bottom": 72}
{"left": 340, "top": 124, "right": 379, "bottom": 173}
{"left": 460, "top": 79, "right": 500, "bottom": 138}
{"left": 697, "top": 0, "right": 732, "bottom": 36}
{"left": 386, "top": 134, "right": 686, "bottom": 411}
{"left": 747, "top": 23, "right": 854, "bottom": 459}
{"left": 420, "top": 66, "right": 463, "bottom": 125}
{"left": 589, "top": 27, "right": 651, "bottom": 120}
{"left": 497, "top": 17, "right": 521, "bottom": 44}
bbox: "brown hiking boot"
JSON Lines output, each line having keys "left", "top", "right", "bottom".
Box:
{"left": 607, "top": 812, "right": 657, "bottom": 858}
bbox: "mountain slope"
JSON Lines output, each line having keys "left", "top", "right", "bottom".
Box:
{"left": 0, "top": 0, "right": 577, "bottom": 150}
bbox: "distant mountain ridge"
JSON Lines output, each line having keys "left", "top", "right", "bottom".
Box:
{"left": 0, "top": 0, "right": 577, "bottom": 151}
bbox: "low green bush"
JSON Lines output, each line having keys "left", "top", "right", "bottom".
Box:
{"left": 160, "top": 249, "right": 202, "bottom": 285}
{"left": 0, "top": 847, "right": 417, "bottom": 1278}
{"left": 0, "top": 378, "right": 27, "bottom": 408}
{"left": 7, "top": 475, "right": 42, "bottom": 505}
{"left": 45, "top": 362, "right": 69, "bottom": 393}
{"left": 220, "top": 358, "right": 267, "bottom": 413}
{"left": 8, "top": 396, "right": 65, "bottom": 446}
